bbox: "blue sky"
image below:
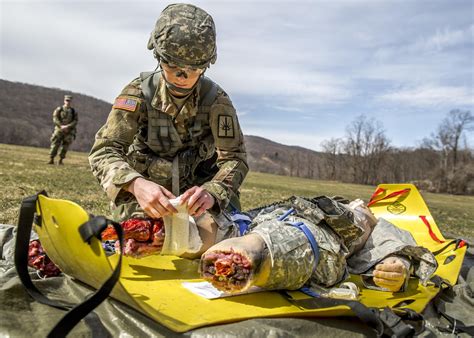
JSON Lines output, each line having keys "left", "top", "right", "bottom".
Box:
{"left": 1, "top": 0, "right": 473, "bottom": 150}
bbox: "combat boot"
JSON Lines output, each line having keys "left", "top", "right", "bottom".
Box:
{"left": 58, "top": 158, "right": 64, "bottom": 165}
{"left": 48, "top": 157, "right": 54, "bottom": 165}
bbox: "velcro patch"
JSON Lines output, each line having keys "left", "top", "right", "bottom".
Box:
{"left": 113, "top": 97, "right": 138, "bottom": 112}
{"left": 217, "top": 115, "right": 235, "bottom": 138}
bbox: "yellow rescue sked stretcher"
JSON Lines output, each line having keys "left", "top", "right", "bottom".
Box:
{"left": 26, "top": 184, "right": 467, "bottom": 333}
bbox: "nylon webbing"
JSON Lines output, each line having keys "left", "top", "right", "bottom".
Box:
{"left": 14, "top": 192, "right": 124, "bottom": 337}
{"left": 283, "top": 291, "right": 384, "bottom": 337}
{"left": 431, "top": 239, "right": 468, "bottom": 256}
{"left": 276, "top": 208, "right": 320, "bottom": 274}
{"left": 172, "top": 155, "right": 180, "bottom": 196}
{"left": 15, "top": 191, "right": 73, "bottom": 311}
{"left": 291, "top": 221, "right": 320, "bottom": 274}
{"left": 419, "top": 215, "right": 445, "bottom": 244}
{"left": 367, "top": 188, "right": 411, "bottom": 207}
{"left": 48, "top": 216, "right": 123, "bottom": 337}
{"left": 433, "top": 282, "right": 474, "bottom": 335}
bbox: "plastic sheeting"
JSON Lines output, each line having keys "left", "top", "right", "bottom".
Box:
{"left": 1, "top": 223, "right": 473, "bottom": 337}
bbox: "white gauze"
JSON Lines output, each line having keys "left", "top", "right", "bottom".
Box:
{"left": 161, "top": 197, "right": 203, "bottom": 256}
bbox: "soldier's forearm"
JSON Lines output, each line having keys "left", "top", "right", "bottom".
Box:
{"left": 215, "top": 158, "right": 249, "bottom": 191}
{"left": 202, "top": 158, "right": 249, "bottom": 212}
{"left": 89, "top": 141, "right": 142, "bottom": 202}
{"left": 201, "top": 181, "right": 230, "bottom": 213}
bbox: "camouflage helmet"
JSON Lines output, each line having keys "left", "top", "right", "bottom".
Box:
{"left": 147, "top": 3, "right": 217, "bottom": 68}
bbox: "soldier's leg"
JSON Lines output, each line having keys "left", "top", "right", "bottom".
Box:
{"left": 58, "top": 134, "right": 73, "bottom": 164}
{"left": 311, "top": 250, "right": 348, "bottom": 288}
{"left": 48, "top": 132, "right": 61, "bottom": 164}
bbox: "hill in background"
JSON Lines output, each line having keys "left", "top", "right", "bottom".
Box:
{"left": 0, "top": 79, "right": 111, "bottom": 152}
{"left": 0, "top": 79, "right": 322, "bottom": 175}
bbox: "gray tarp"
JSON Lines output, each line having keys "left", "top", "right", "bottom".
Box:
{"left": 1, "top": 224, "right": 473, "bottom": 337}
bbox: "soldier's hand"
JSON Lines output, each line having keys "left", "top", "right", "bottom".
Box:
{"left": 126, "top": 177, "right": 177, "bottom": 219}
{"left": 60, "top": 125, "right": 69, "bottom": 131}
{"left": 180, "top": 186, "right": 215, "bottom": 217}
{"left": 373, "top": 257, "right": 407, "bottom": 292}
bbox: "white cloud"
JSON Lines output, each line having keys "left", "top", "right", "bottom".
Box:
{"left": 1, "top": 0, "right": 473, "bottom": 150}
{"left": 378, "top": 85, "right": 474, "bottom": 107}
{"left": 211, "top": 65, "right": 353, "bottom": 106}
{"left": 236, "top": 110, "right": 249, "bottom": 116}
{"left": 373, "top": 24, "right": 474, "bottom": 62}
{"left": 420, "top": 24, "right": 474, "bottom": 52}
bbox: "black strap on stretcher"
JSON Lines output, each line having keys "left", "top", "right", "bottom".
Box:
{"left": 430, "top": 275, "right": 474, "bottom": 336}
{"left": 14, "top": 191, "right": 124, "bottom": 337}
{"left": 282, "top": 291, "right": 425, "bottom": 337}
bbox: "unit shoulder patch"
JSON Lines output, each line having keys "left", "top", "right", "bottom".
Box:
{"left": 113, "top": 96, "right": 139, "bottom": 112}
{"left": 217, "top": 114, "right": 235, "bottom": 138}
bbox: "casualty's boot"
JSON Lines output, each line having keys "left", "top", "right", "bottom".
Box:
{"left": 47, "top": 157, "right": 54, "bottom": 165}
{"left": 58, "top": 158, "right": 64, "bottom": 165}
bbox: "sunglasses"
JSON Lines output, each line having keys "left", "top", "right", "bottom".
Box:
{"left": 160, "top": 60, "right": 205, "bottom": 75}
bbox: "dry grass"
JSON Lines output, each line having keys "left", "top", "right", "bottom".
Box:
{"left": 1, "top": 143, "right": 473, "bottom": 240}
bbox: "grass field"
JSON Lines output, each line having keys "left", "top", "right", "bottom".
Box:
{"left": 1, "top": 143, "right": 473, "bottom": 239}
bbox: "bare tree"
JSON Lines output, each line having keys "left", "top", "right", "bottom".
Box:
{"left": 321, "top": 138, "right": 342, "bottom": 180}
{"left": 423, "top": 109, "right": 473, "bottom": 192}
{"left": 305, "top": 152, "right": 315, "bottom": 178}
{"left": 342, "top": 115, "right": 391, "bottom": 185}
{"left": 289, "top": 153, "right": 295, "bottom": 176}
{"left": 444, "top": 109, "right": 473, "bottom": 170}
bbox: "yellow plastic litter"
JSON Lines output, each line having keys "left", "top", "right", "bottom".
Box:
{"left": 33, "top": 184, "right": 466, "bottom": 332}
{"left": 368, "top": 183, "right": 466, "bottom": 286}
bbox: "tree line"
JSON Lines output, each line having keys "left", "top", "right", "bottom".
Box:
{"left": 289, "top": 109, "right": 473, "bottom": 195}
{"left": 1, "top": 80, "right": 472, "bottom": 194}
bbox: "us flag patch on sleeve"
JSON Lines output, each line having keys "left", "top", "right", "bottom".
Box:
{"left": 113, "top": 97, "right": 138, "bottom": 112}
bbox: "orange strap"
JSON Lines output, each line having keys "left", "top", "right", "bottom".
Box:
{"left": 367, "top": 188, "right": 411, "bottom": 207}
{"left": 368, "top": 187, "right": 385, "bottom": 205}
{"left": 419, "top": 215, "right": 445, "bottom": 243}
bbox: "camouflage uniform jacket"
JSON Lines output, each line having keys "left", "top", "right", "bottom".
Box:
{"left": 53, "top": 105, "right": 78, "bottom": 135}
{"left": 89, "top": 73, "right": 248, "bottom": 215}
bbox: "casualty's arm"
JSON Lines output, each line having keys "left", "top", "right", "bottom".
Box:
{"left": 202, "top": 89, "right": 249, "bottom": 213}
{"left": 88, "top": 79, "right": 145, "bottom": 203}
{"left": 373, "top": 255, "right": 410, "bottom": 292}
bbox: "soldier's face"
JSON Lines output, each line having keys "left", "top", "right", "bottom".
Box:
{"left": 161, "top": 61, "right": 204, "bottom": 92}
{"left": 64, "top": 99, "right": 71, "bottom": 107}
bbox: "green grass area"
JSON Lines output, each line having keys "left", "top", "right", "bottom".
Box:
{"left": 1, "top": 143, "right": 473, "bottom": 239}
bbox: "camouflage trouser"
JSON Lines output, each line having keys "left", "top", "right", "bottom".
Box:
{"left": 251, "top": 208, "right": 348, "bottom": 290}
{"left": 49, "top": 130, "right": 75, "bottom": 158}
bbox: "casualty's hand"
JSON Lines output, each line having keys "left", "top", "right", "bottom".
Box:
{"left": 60, "top": 125, "right": 69, "bottom": 132}
{"left": 373, "top": 257, "right": 408, "bottom": 292}
{"left": 180, "top": 186, "right": 215, "bottom": 217}
{"left": 126, "top": 177, "right": 177, "bottom": 219}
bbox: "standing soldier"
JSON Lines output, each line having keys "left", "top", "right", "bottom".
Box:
{"left": 48, "top": 95, "right": 78, "bottom": 165}
{"left": 89, "top": 4, "right": 248, "bottom": 254}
